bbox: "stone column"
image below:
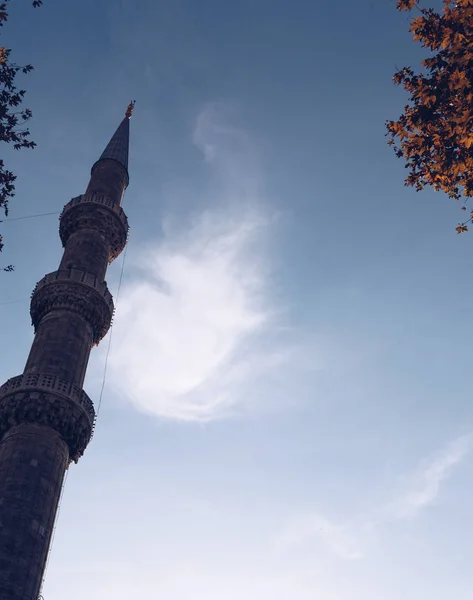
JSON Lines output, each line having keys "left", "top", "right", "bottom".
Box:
{"left": 0, "top": 191, "right": 128, "bottom": 599}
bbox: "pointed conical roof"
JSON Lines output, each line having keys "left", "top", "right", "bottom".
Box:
{"left": 96, "top": 116, "right": 130, "bottom": 171}
{"left": 90, "top": 104, "right": 135, "bottom": 193}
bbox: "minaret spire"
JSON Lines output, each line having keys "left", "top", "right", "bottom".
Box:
{"left": 0, "top": 107, "right": 132, "bottom": 599}
{"left": 92, "top": 101, "right": 135, "bottom": 176}
{"left": 96, "top": 117, "right": 130, "bottom": 171}
{"left": 85, "top": 106, "right": 134, "bottom": 206}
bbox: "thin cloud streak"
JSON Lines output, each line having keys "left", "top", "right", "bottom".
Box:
{"left": 390, "top": 433, "right": 472, "bottom": 519}
{"left": 275, "top": 434, "right": 472, "bottom": 564}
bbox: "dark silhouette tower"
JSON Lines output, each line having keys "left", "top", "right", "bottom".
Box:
{"left": 0, "top": 103, "right": 134, "bottom": 599}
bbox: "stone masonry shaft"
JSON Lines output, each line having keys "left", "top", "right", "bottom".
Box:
{"left": 0, "top": 113, "right": 131, "bottom": 600}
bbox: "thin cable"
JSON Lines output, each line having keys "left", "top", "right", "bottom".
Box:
{"left": 96, "top": 237, "right": 129, "bottom": 417}
{"left": 0, "top": 298, "right": 28, "bottom": 306}
{"left": 0, "top": 210, "right": 59, "bottom": 223}
{"left": 38, "top": 466, "right": 70, "bottom": 597}
{"left": 95, "top": 184, "right": 129, "bottom": 417}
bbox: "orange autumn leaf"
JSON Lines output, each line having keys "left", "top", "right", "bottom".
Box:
{"left": 397, "top": 0, "right": 418, "bottom": 10}
{"left": 388, "top": 0, "right": 473, "bottom": 231}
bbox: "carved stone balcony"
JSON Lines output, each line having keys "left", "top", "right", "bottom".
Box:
{"left": 0, "top": 372, "right": 96, "bottom": 462}
{"left": 30, "top": 269, "right": 114, "bottom": 344}
{"left": 59, "top": 192, "right": 129, "bottom": 262}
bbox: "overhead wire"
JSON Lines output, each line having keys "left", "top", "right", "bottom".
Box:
{"left": 0, "top": 298, "right": 28, "bottom": 306}
{"left": 38, "top": 466, "right": 69, "bottom": 598}
{"left": 0, "top": 210, "right": 59, "bottom": 223}
{"left": 95, "top": 184, "right": 130, "bottom": 418}
{"left": 96, "top": 237, "right": 129, "bottom": 418}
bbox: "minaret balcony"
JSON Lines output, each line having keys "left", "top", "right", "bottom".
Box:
{"left": 30, "top": 269, "right": 115, "bottom": 345}
{"left": 0, "top": 372, "right": 96, "bottom": 462}
{"left": 59, "top": 192, "right": 129, "bottom": 262}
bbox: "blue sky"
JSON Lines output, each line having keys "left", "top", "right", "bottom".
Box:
{"left": 2, "top": 0, "right": 473, "bottom": 598}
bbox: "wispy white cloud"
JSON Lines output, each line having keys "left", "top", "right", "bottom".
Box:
{"left": 108, "top": 208, "right": 274, "bottom": 421}
{"left": 389, "top": 434, "right": 472, "bottom": 519}
{"left": 275, "top": 434, "right": 472, "bottom": 566}
{"left": 275, "top": 512, "right": 365, "bottom": 561}
{"left": 105, "top": 104, "right": 292, "bottom": 421}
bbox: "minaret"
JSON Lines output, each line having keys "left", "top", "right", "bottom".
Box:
{"left": 0, "top": 103, "right": 134, "bottom": 600}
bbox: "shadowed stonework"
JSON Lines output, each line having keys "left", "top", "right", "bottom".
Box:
{"left": 0, "top": 106, "right": 133, "bottom": 599}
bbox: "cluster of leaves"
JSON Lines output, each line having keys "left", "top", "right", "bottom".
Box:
{"left": 0, "top": 0, "right": 42, "bottom": 254}
{"left": 387, "top": 0, "right": 473, "bottom": 232}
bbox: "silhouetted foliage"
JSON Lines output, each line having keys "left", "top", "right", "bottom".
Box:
{"left": 387, "top": 0, "right": 473, "bottom": 232}
{"left": 0, "top": 1, "right": 42, "bottom": 254}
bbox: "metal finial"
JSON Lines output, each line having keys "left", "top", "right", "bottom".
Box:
{"left": 125, "top": 100, "right": 136, "bottom": 119}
